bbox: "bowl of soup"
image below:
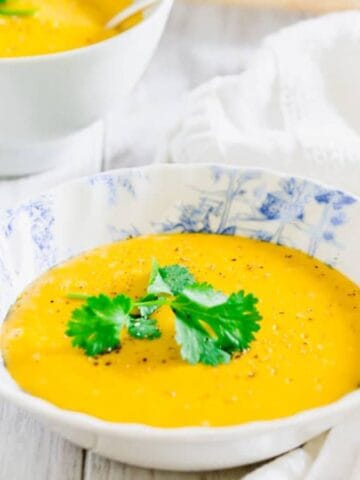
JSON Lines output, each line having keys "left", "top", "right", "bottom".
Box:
{"left": 0, "top": 163, "right": 359, "bottom": 471}
{"left": 0, "top": 0, "right": 172, "bottom": 175}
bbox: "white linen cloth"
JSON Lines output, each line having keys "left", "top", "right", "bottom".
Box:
{"left": 168, "top": 11, "right": 360, "bottom": 479}
{"left": 169, "top": 11, "right": 360, "bottom": 197}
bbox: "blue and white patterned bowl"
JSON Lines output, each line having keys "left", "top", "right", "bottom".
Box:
{"left": 0, "top": 164, "right": 359, "bottom": 471}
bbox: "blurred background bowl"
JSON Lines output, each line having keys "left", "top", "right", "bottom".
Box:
{"left": 0, "top": 0, "right": 172, "bottom": 176}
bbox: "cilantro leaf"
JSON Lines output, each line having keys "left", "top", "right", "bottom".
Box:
{"left": 148, "top": 259, "right": 195, "bottom": 295}
{"left": 175, "top": 313, "right": 231, "bottom": 366}
{"left": 212, "top": 291, "right": 262, "bottom": 351}
{"left": 128, "top": 315, "right": 161, "bottom": 340}
{"left": 0, "top": 7, "right": 37, "bottom": 16}
{"left": 66, "top": 294, "right": 132, "bottom": 356}
{"left": 173, "top": 283, "right": 261, "bottom": 355}
{"left": 66, "top": 258, "right": 262, "bottom": 366}
{"left": 0, "top": 0, "right": 37, "bottom": 16}
{"left": 136, "top": 293, "right": 159, "bottom": 316}
{"left": 177, "top": 282, "right": 227, "bottom": 306}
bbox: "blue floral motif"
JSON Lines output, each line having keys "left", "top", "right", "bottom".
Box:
{"left": 307, "top": 189, "right": 357, "bottom": 256}
{"left": 3, "top": 196, "right": 56, "bottom": 271}
{"left": 159, "top": 197, "right": 224, "bottom": 233}
{"left": 160, "top": 170, "right": 261, "bottom": 234}
{"left": 0, "top": 249, "right": 13, "bottom": 317}
{"left": 108, "top": 225, "right": 140, "bottom": 241}
{"left": 255, "top": 178, "right": 311, "bottom": 244}
{"left": 154, "top": 171, "right": 356, "bottom": 262}
{"left": 0, "top": 255, "right": 12, "bottom": 285}
{"left": 314, "top": 190, "right": 355, "bottom": 208}
{"left": 251, "top": 230, "right": 274, "bottom": 242}
{"left": 90, "top": 174, "right": 136, "bottom": 205}
{"left": 0, "top": 165, "right": 357, "bottom": 323}
{"left": 259, "top": 193, "right": 304, "bottom": 221}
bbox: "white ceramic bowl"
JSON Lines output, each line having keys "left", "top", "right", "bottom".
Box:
{"left": 0, "top": 164, "right": 359, "bottom": 471}
{"left": 0, "top": 0, "right": 172, "bottom": 175}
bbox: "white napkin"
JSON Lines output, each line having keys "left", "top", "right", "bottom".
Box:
{"left": 169, "top": 11, "right": 360, "bottom": 197}
{"left": 168, "top": 11, "right": 360, "bottom": 479}
{"left": 241, "top": 415, "right": 360, "bottom": 480}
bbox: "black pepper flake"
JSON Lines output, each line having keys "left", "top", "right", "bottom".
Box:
{"left": 50, "top": 300, "right": 54, "bottom": 303}
{"left": 105, "top": 361, "right": 112, "bottom": 366}
{"left": 142, "top": 357, "right": 148, "bottom": 362}
{"left": 231, "top": 258, "right": 237, "bottom": 262}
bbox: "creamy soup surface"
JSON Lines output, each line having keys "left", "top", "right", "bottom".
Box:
{"left": 0, "top": 0, "right": 140, "bottom": 57}
{"left": 2, "top": 233, "right": 360, "bottom": 427}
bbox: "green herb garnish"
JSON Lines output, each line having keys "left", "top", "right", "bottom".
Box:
{"left": 66, "top": 294, "right": 133, "bottom": 356}
{"left": 0, "top": 0, "right": 37, "bottom": 17}
{"left": 66, "top": 259, "right": 262, "bottom": 366}
{"left": 0, "top": 8, "right": 36, "bottom": 16}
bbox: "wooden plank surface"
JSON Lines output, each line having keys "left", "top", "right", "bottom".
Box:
{"left": 0, "top": 400, "right": 84, "bottom": 480}
{"left": 84, "top": 453, "right": 257, "bottom": 480}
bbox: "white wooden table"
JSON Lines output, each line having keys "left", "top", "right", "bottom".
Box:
{"left": 0, "top": 3, "right": 307, "bottom": 478}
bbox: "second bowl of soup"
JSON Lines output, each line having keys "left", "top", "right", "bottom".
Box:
{"left": 0, "top": 0, "right": 172, "bottom": 174}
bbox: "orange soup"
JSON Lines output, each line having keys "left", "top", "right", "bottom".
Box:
{"left": 0, "top": 0, "right": 140, "bottom": 57}
{"left": 1, "top": 233, "right": 360, "bottom": 427}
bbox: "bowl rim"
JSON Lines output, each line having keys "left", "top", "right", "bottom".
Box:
{"left": 1, "top": 162, "right": 359, "bottom": 441}
{"left": 0, "top": 0, "right": 173, "bottom": 65}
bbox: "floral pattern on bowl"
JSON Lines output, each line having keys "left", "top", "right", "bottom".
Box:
{"left": 0, "top": 163, "right": 359, "bottom": 471}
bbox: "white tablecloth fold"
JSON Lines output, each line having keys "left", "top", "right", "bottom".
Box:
{"left": 169, "top": 11, "right": 360, "bottom": 196}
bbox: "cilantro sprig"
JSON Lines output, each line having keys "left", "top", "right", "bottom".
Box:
{"left": 66, "top": 292, "right": 162, "bottom": 357}
{"left": 66, "top": 259, "right": 262, "bottom": 366}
